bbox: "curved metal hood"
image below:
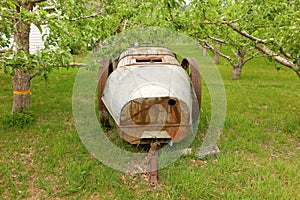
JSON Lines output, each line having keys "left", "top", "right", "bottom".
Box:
{"left": 101, "top": 65, "right": 193, "bottom": 124}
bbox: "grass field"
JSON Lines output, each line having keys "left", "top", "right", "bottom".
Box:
{"left": 0, "top": 52, "right": 299, "bottom": 199}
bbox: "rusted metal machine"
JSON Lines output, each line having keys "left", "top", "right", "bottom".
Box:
{"left": 98, "top": 46, "right": 201, "bottom": 185}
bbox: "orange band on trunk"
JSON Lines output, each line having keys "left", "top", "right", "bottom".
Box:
{"left": 13, "top": 89, "right": 31, "bottom": 95}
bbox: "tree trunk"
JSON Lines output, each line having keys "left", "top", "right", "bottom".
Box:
{"left": 11, "top": 3, "right": 33, "bottom": 113}
{"left": 12, "top": 70, "right": 32, "bottom": 113}
{"left": 231, "top": 66, "right": 242, "bottom": 79}
{"left": 13, "top": 3, "right": 32, "bottom": 52}
{"left": 202, "top": 48, "right": 207, "bottom": 56}
{"left": 296, "top": 68, "right": 300, "bottom": 78}
{"left": 214, "top": 53, "right": 219, "bottom": 64}
{"left": 213, "top": 43, "right": 222, "bottom": 64}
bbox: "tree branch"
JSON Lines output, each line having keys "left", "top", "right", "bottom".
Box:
{"left": 244, "top": 49, "right": 264, "bottom": 63}
{"left": 35, "top": 6, "right": 56, "bottom": 11}
{"left": 29, "top": 62, "right": 86, "bottom": 79}
{"left": 206, "top": 35, "right": 227, "bottom": 45}
{"left": 243, "top": 55, "right": 254, "bottom": 64}
{"left": 222, "top": 19, "right": 300, "bottom": 77}
{"left": 0, "top": 45, "right": 13, "bottom": 54}
{"left": 69, "top": 9, "right": 102, "bottom": 21}
{"left": 69, "top": 62, "right": 86, "bottom": 67}
{"left": 200, "top": 39, "right": 233, "bottom": 62}
{"left": 279, "top": 46, "right": 291, "bottom": 59}
{"left": 0, "top": 12, "right": 18, "bottom": 20}
{"left": 255, "top": 44, "right": 294, "bottom": 68}
{"left": 225, "top": 25, "right": 293, "bottom": 67}
{"left": 29, "top": 0, "right": 47, "bottom": 4}
{"left": 30, "top": 70, "right": 40, "bottom": 79}
{"left": 0, "top": 49, "right": 7, "bottom": 53}
{"left": 200, "top": 21, "right": 222, "bottom": 26}
{"left": 223, "top": 20, "right": 267, "bottom": 43}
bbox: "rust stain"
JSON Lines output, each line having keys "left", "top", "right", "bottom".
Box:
{"left": 118, "top": 97, "right": 190, "bottom": 144}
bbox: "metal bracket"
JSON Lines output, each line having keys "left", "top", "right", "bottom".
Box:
{"left": 195, "top": 145, "right": 220, "bottom": 160}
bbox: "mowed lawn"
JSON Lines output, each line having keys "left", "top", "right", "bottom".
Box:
{"left": 0, "top": 52, "right": 299, "bottom": 199}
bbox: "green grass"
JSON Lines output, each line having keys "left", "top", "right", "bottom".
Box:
{"left": 0, "top": 53, "right": 299, "bottom": 199}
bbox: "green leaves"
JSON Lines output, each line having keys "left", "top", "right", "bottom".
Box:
{"left": 180, "top": 0, "right": 300, "bottom": 77}
{"left": 1, "top": 0, "right": 298, "bottom": 79}
{"left": 4, "top": 66, "right": 14, "bottom": 75}
{"left": 5, "top": 0, "right": 19, "bottom": 10}
{"left": 2, "top": 111, "right": 34, "bottom": 128}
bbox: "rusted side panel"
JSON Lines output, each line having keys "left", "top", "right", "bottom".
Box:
{"left": 98, "top": 59, "right": 112, "bottom": 127}
{"left": 181, "top": 58, "right": 201, "bottom": 122}
{"left": 189, "top": 58, "right": 201, "bottom": 107}
{"left": 118, "top": 125, "right": 190, "bottom": 144}
{"left": 118, "top": 97, "right": 191, "bottom": 144}
{"left": 181, "top": 58, "right": 201, "bottom": 106}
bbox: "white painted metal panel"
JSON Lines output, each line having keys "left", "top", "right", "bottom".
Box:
{"left": 102, "top": 65, "right": 193, "bottom": 124}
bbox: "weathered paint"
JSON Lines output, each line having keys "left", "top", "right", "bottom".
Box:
{"left": 98, "top": 59, "right": 112, "bottom": 127}
{"left": 117, "top": 46, "right": 180, "bottom": 67}
{"left": 119, "top": 97, "right": 191, "bottom": 144}
{"left": 99, "top": 46, "right": 201, "bottom": 144}
{"left": 101, "top": 65, "right": 193, "bottom": 126}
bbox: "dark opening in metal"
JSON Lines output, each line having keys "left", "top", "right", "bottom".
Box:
{"left": 136, "top": 58, "right": 163, "bottom": 63}
{"left": 168, "top": 99, "right": 176, "bottom": 106}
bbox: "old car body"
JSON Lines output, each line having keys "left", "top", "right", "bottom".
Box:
{"left": 98, "top": 46, "right": 201, "bottom": 145}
